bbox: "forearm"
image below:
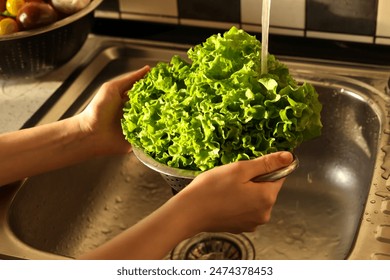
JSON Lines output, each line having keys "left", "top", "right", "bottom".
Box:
{"left": 0, "top": 116, "right": 95, "bottom": 186}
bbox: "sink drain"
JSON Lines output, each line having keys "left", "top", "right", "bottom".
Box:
{"left": 171, "top": 232, "right": 255, "bottom": 260}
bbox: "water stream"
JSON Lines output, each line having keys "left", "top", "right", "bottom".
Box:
{"left": 261, "top": 0, "right": 271, "bottom": 75}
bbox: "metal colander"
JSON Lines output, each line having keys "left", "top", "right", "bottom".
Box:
{"left": 132, "top": 146, "right": 299, "bottom": 193}
{"left": 132, "top": 146, "right": 200, "bottom": 192}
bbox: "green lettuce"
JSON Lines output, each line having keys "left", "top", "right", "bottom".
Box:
{"left": 121, "top": 26, "right": 322, "bottom": 171}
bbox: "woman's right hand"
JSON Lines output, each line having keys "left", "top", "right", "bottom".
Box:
{"left": 171, "top": 151, "right": 293, "bottom": 234}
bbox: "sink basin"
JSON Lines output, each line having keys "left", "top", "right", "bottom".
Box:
{"left": 1, "top": 35, "right": 390, "bottom": 260}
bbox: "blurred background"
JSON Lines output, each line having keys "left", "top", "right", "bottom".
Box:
{"left": 94, "top": 0, "right": 390, "bottom": 63}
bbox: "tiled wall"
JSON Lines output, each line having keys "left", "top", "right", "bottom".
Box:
{"left": 96, "top": 0, "right": 390, "bottom": 45}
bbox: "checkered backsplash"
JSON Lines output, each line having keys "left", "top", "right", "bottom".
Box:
{"left": 96, "top": 0, "right": 390, "bottom": 45}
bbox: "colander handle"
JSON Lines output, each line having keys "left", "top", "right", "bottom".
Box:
{"left": 250, "top": 154, "right": 299, "bottom": 182}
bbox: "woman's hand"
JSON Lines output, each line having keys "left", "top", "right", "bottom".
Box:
{"left": 76, "top": 65, "right": 150, "bottom": 156}
{"left": 172, "top": 151, "right": 293, "bottom": 234}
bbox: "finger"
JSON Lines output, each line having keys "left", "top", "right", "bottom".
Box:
{"left": 110, "top": 65, "right": 151, "bottom": 95}
{"left": 244, "top": 151, "right": 293, "bottom": 181}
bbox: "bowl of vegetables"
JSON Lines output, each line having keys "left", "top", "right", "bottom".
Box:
{"left": 122, "top": 27, "right": 322, "bottom": 192}
{"left": 0, "top": 0, "right": 102, "bottom": 79}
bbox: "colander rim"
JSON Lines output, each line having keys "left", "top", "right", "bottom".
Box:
{"left": 132, "top": 146, "right": 299, "bottom": 182}
{"left": 132, "top": 145, "right": 202, "bottom": 179}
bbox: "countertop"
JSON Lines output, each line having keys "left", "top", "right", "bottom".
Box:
{"left": 0, "top": 36, "right": 102, "bottom": 134}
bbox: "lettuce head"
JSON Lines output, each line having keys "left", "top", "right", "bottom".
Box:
{"left": 121, "top": 26, "right": 322, "bottom": 171}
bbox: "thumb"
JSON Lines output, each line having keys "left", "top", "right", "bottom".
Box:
{"left": 111, "top": 65, "right": 151, "bottom": 96}
{"left": 247, "top": 151, "right": 294, "bottom": 181}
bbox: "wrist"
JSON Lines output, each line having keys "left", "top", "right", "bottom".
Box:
{"left": 74, "top": 110, "right": 132, "bottom": 157}
{"left": 72, "top": 114, "right": 102, "bottom": 157}
{"left": 167, "top": 188, "right": 209, "bottom": 238}
{"left": 58, "top": 115, "right": 97, "bottom": 160}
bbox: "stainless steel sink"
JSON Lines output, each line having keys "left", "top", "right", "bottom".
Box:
{"left": 1, "top": 35, "right": 390, "bottom": 260}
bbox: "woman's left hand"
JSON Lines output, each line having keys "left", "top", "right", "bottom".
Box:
{"left": 76, "top": 65, "right": 150, "bottom": 156}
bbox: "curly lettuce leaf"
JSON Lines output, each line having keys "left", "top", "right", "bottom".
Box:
{"left": 122, "top": 26, "right": 322, "bottom": 171}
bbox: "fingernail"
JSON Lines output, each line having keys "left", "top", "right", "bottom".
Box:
{"left": 279, "top": 151, "right": 293, "bottom": 164}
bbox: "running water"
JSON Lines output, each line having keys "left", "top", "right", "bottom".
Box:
{"left": 261, "top": 0, "right": 271, "bottom": 75}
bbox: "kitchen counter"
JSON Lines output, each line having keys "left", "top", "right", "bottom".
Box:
{"left": 0, "top": 36, "right": 104, "bottom": 134}
{"left": 0, "top": 78, "right": 61, "bottom": 134}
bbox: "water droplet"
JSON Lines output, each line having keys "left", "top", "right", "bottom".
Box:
{"left": 101, "top": 228, "right": 112, "bottom": 234}
{"left": 375, "top": 191, "right": 390, "bottom": 199}
{"left": 370, "top": 200, "right": 376, "bottom": 204}
{"left": 291, "top": 227, "right": 305, "bottom": 239}
{"left": 381, "top": 145, "right": 390, "bottom": 179}
{"left": 284, "top": 237, "right": 294, "bottom": 244}
{"left": 307, "top": 173, "right": 313, "bottom": 184}
{"left": 366, "top": 218, "right": 371, "bottom": 222}
{"left": 115, "top": 196, "right": 123, "bottom": 203}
